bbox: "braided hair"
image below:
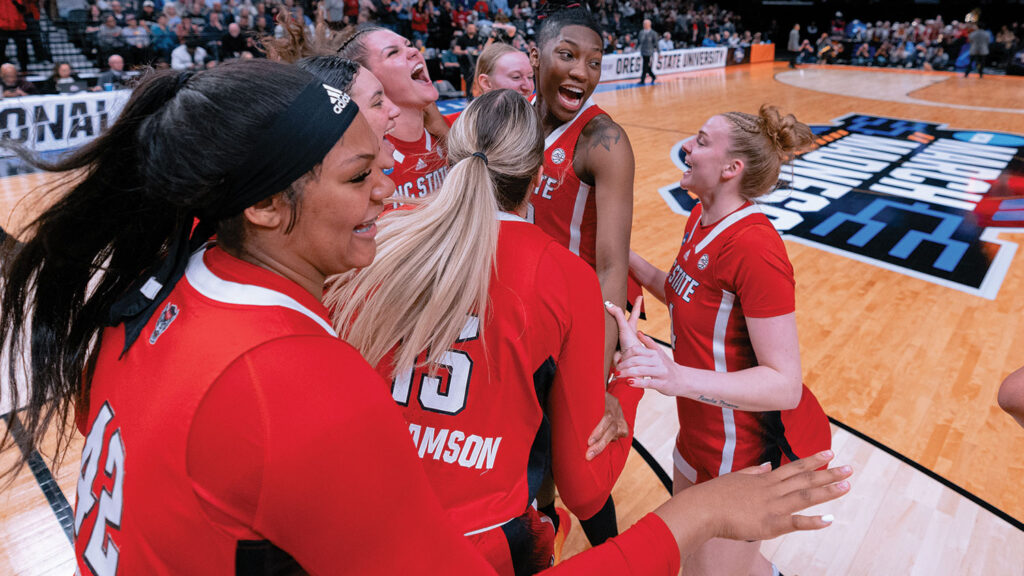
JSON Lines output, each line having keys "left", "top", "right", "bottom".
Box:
{"left": 536, "top": 0, "right": 603, "bottom": 49}
{"left": 720, "top": 105, "right": 814, "bottom": 199}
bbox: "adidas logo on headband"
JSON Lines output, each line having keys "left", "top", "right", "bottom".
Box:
{"left": 323, "top": 84, "right": 351, "bottom": 114}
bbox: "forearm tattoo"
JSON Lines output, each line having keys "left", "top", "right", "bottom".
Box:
{"left": 697, "top": 394, "right": 740, "bottom": 409}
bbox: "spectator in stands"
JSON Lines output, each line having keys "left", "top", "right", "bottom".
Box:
{"left": 965, "top": 23, "right": 989, "bottom": 78}
{"left": 454, "top": 21, "right": 484, "bottom": 99}
{"left": 874, "top": 41, "right": 890, "bottom": 66}
{"left": 150, "top": 14, "right": 177, "bottom": 60}
{"left": 110, "top": 0, "right": 127, "bottom": 25}
{"left": 658, "top": 31, "right": 673, "bottom": 51}
{"left": 411, "top": 0, "right": 428, "bottom": 44}
{"left": 925, "top": 46, "right": 948, "bottom": 70}
{"left": 221, "top": 21, "right": 249, "bottom": 59}
{"left": 439, "top": 37, "right": 461, "bottom": 88}
{"left": 209, "top": 2, "right": 234, "bottom": 25}
{"left": 0, "top": 63, "right": 35, "bottom": 97}
{"left": 0, "top": 0, "right": 29, "bottom": 71}
{"left": 40, "top": 61, "right": 83, "bottom": 94}
{"left": 176, "top": 15, "right": 200, "bottom": 44}
{"left": 123, "top": 14, "right": 151, "bottom": 66}
{"left": 852, "top": 42, "right": 871, "bottom": 66}
{"left": 139, "top": 0, "right": 158, "bottom": 23}
{"left": 204, "top": 11, "right": 226, "bottom": 59}
{"left": 171, "top": 37, "right": 207, "bottom": 69}
{"left": 21, "top": 0, "right": 51, "bottom": 64}
{"left": 163, "top": 3, "right": 182, "bottom": 29}
{"left": 94, "top": 53, "right": 127, "bottom": 89}
{"left": 889, "top": 40, "right": 906, "bottom": 67}
{"left": 97, "top": 14, "right": 126, "bottom": 62}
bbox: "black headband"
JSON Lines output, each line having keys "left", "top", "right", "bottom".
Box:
{"left": 108, "top": 79, "right": 360, "bottom": 354}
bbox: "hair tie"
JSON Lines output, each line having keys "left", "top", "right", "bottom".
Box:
{"left": 175, "top": 71, "right": 195, "bottom": 93}
{"left": 472, "top": 151, "right": 489, "bottom": 165}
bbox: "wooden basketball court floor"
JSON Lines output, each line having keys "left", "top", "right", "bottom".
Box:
{"left": 2, "top": 62, "right": 1024, "bottom": 574}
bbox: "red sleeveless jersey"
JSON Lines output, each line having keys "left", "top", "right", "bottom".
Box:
{"left": 388, "top": 128, "right": 450, "bottom": 206}
{"left": 529, "top": 99, "right": 644, "bottom": 313}
{"left": 664, "top": 202, "right": 830, "bottom": 484}
{"left": 529, "top": 100, "right": 604, "bottom": 268}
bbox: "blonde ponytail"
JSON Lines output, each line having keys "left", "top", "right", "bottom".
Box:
{"left": 325, "top": 89, "right": 543, "bottom": 377}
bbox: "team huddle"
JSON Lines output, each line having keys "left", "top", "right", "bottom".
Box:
{"left": 0, "top": 2, "right": 850, "bottom": 575}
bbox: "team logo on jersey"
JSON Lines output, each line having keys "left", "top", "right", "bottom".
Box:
{"left": 415, "top": 157, "right": 428, "bottom": 171}
{"left": 322, "top": 84, "right": 351, "bottom": 114}
{"left": 697, "top": 254, "right": 710, "bottom": 270}
{"left": 659, "top": 113, "right": 1024, "bottom": 299}
{"left": 551, "top": 148, "right": 566, "bottom": 165}
{"left": 149, "top": 303, "right": 179, "bottom": 345}
{"left": 683, "top": 249, "right": 691, "bottom": 261}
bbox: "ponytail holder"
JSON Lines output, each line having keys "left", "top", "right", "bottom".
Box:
{"left": 175, "top": 71, "right": 195, "bottom": 93}
{"left": 472, "top": 151, "right": 489, "bottom": 165}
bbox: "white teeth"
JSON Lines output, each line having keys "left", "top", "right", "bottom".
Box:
{"left": 564, "top": 87, "right": 583, "bottom": 95}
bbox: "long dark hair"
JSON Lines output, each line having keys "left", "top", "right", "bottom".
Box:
{"left": 0, "top": 59, "right": 317, "bottom": 478}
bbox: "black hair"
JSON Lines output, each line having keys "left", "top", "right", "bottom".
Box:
{"left": 0, "top": 60, "right": 317, "bottom": 479}
{"left": 536, "top": 0, "right": 603, "bottom": 49}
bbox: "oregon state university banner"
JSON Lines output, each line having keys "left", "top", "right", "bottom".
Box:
{"left": 0, "top": 91, "right": 130, "bottom": 158}
{"left": 659, "top": 114, "right": 1024, "bottom": 299}
{"left": 600, "top": 47, "right": 727, "bottom": 82}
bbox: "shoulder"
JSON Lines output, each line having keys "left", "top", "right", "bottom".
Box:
{"left": 723, "top": 214, "right": 787, "bottom": 253}
{"left": 579, "top": 112, "right": 628, "bottom": 150}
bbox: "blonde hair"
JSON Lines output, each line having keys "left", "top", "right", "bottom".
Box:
{"left": 720, "top": 104, "right": 814, "bottom": 199}
{"left": 473, "top": 43, "right": 521, "bottom": 98}
{"left": 325, "top": 89, "right": 544, "bottom": 377}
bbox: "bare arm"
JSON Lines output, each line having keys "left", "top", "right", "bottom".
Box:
{"left": 999, "top": 366, "right": 1024, "bottom": 429}
{"left": 629, "top": 249, "right": 667, "bottom": 304}
{"left": 609, "top": 306, "right": 803, "bottom": 412}
{"left": 578, "top": 114, "right": 634, "bottom": 379}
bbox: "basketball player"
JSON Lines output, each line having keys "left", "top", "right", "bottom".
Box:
{"left": 473, "top": 42, "right": 535, "bottom": 98}
{"left": 527, "top": 0, "right": 638, "bottom": 546}
{"left": 327, "top": 89, "right": 645, "bottom": 574}
{"left": 609, "top": 105, "right": 833, "bottom": 576}
{"left": 0, "top": 63, "right": 851, "bottom": 574}
{"left": 336, "top": 24, "right": 450, "bottom": 203}
{"left": 265, "top": 16, "right": 401, "bottom": 171}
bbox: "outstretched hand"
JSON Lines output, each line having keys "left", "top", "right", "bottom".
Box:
{"left": 585, "top": 392, "right": 628, "bottom": 461}
{"left": 657, "top": 451, "right": 851, "bottom": 549}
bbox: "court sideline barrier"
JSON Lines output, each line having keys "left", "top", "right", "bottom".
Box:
{"left": 0, "top": 91, "right": 131, "bottom": 158}
{"left": 600, "top": 46, "right": 728, "bottom": 82}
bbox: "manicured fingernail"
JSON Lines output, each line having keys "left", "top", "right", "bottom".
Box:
{"left": 836, "top": 481, "right": 850, "bottom": 490}
{"left": 819, "top": 450, "right": 834, "bottom": 459}
{"left": 587, "top": 451, "right": 595, "bottom": 459}
{"left": 821, "top": 514, "right": 834, "bottom": 524}
{"left": 604, "top": 301, "right": 614, "bottom": 308}
{"left": 839, "top": 465, "right": 852, "bottom": 474}
{"left": 760, "top": 461, "right": 771, "bottom": 468}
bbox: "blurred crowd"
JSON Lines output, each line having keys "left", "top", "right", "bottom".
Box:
{"left": 788, "top": 12, "right": 1022, "bottom": 74}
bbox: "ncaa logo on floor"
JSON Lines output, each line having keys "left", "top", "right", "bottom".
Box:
{"left": 659, "top": 113, "right": 1024, "bottom": 299}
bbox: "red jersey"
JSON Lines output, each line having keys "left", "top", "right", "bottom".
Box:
{"left": 529, "top": 99, "right": 603, "bottom": 267}
{"left": 529, "top": 99, "right": 644, "bottom": 313}
{"left": 388, "top": 128, "right": 449, "bottom": 206}
{"left": 665, "top": 202, "right": 830, "bottom": 484}
{"left": 74, "top": 245, "right": 678, "bottom": 575}
{"left": 376, "top": 216, "right": 643, "bottom": 572}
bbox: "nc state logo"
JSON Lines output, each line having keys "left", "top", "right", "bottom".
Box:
{"left": 149, "top": 303, "right": 179, "bottom": 345}
{"left": 697, "top": 254, "right": 710, "bottom": 270}
{"left": 551, "top": 148, "right": 566, "bottom": 165}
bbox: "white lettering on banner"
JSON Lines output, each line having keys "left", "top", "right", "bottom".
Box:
{"left": 600, "top": 47, "right": 727, "bottom": 82}
{"left": 0, "top": 91, "right": 130, "bottom": 157}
